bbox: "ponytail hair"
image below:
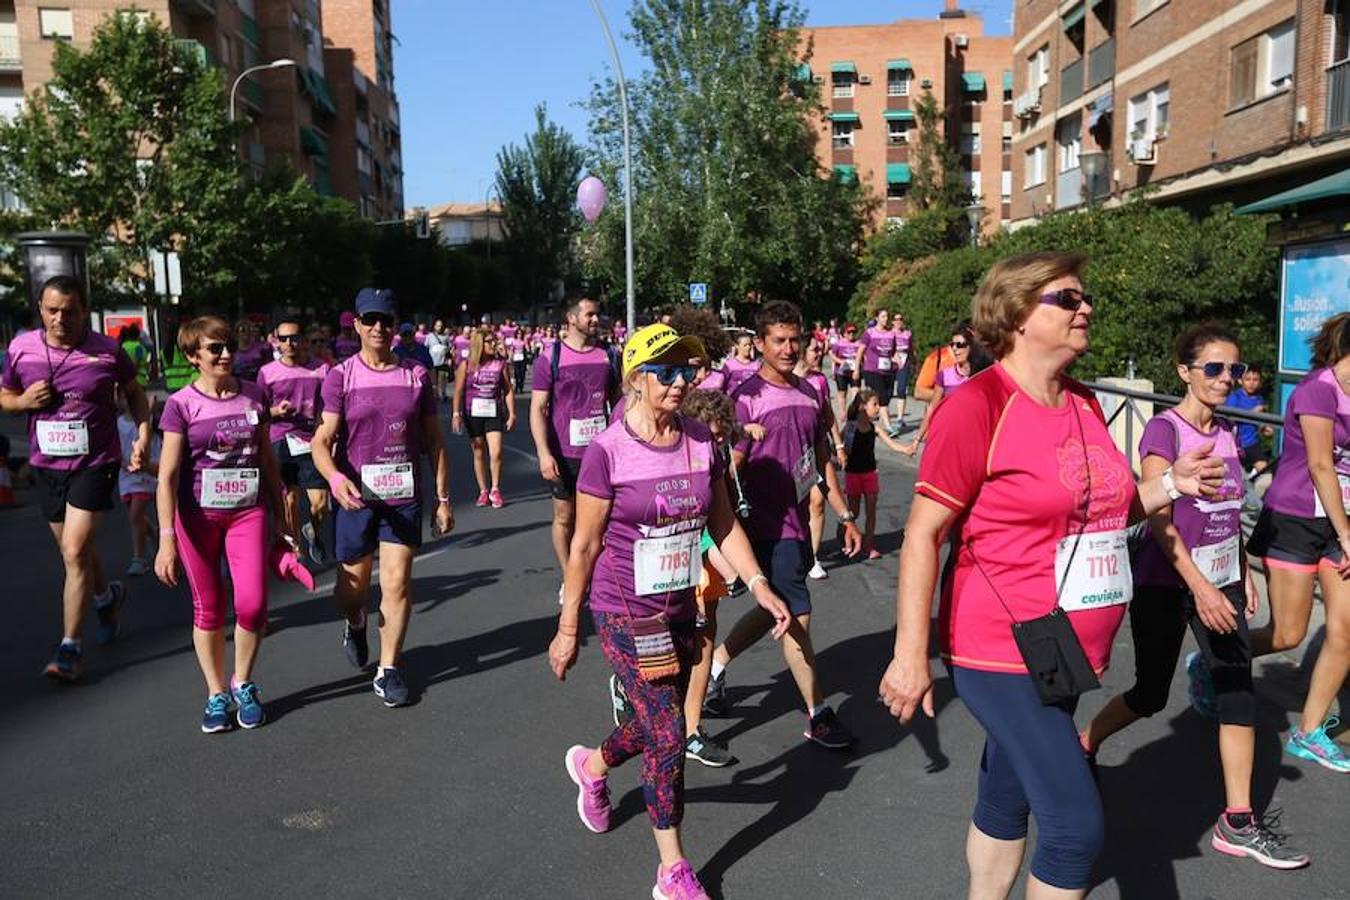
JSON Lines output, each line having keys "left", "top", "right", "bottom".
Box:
{"left": 847, "top": 388, "right": 878, "bottom": 423}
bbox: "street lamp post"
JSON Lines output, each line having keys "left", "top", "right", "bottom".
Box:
{"left": 588, "top": 0, "right": 635, "bottom": 334}
{"left": 485, "top": 182, "right": 500, "bottom": 261}
{"left": 229, "top": 59, "right": 297, "bottom": 123}
{"left": 965, "top": 203, "right": 983, "bottom": 248}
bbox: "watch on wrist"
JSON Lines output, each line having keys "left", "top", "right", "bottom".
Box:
{"left": 1161, "top": 467, "right": 1182, "bottom": 501}
{"left": 838, "top": 511, "right": 856, "bottom": 524}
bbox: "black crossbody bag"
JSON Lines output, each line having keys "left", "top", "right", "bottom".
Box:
{"left": 968, "top": 401, "right": 1100, "bottom": 706}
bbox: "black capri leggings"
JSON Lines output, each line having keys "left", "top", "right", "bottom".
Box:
{"left": 1123, "top": 582, "right": 1255, "bottom": 727}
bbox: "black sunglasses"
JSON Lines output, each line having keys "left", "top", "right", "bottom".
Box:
{"left": 1039, "top": 289, "right": 1093, "bottom": 312}
{"left": 638, "top": 363, "right": 697, "bottom": 386}
{"left": 1190, "top": 362, "right": 1248, "bottom": 380}
{"left": 202, "top": 340, "right": 237, "bottom": 357}
{"left": 359, "top": 311, "right": 396, "bottom": 328}
{"left": 950, "top": 340, "right": 969, "bottom": 349}
{"left": 308, "top": 337, "right": 327, "bottom": 345}
{"left": 275, "top": 333, "right": 303, "bottom": 344}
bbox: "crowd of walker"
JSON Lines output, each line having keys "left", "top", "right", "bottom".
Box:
{"left": 2, "top": 251, "right": 1346, "bottom": 899}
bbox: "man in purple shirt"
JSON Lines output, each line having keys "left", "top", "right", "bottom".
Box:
{"left": 1, "top": 275, "right": 152, "bottom": 680}
{"left": 530, "top": 296, "right": 621, "bottom": 598}
{"left": 706, "top": 301, "right": 863, "bottom": 747}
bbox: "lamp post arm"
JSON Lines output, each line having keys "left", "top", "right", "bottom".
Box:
{"left": 588, "top": 0, "right": 635, "bottom": 335}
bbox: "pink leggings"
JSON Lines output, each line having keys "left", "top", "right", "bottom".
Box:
{"left": 175, "top": 505, "right": 268, "bottom": 633}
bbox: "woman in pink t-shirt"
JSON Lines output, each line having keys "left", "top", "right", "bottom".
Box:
{"left": 903, "top": 323, "right": 977, "bottom": 455}
{"left": 451, "top": 328, "right": 515, "bottom": 508}
{"left": 793, "top": 337, "right": 845, "bottom": 580}
{"left": 878, "top": 252, "right": 1226, "bottom": 898}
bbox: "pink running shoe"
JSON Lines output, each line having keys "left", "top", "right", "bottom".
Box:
{"left": 489, "top": 488, "right": 504, "bottom": 508}
{"left": 474, "top": 490, "right": 490, "bottom": 507}
{"left": 653, "top": 860, "right": 710, "bottom": 900}
{"left": 564, "top": 745, "right": 611, "bottom": 834}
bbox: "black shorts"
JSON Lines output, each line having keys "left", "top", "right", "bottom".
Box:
{"left": 752, "top": 539, "right": 812, "bottom": 616}
{"left": 550, "top": 456, "right": 582, "bottom": 501}
{"left": 834, "top": 370, "right": 854, "bottom": 392}
{"left": 465, "top": 415, "right": 505, "bottom": 438}
{"left": 1247, "top": 506, "right": 1343, "bottom": 570}
{"left": 34, "top": 463, "right": 118, "bottom": 523}
{"left": 273, "top": 438, "right": 326, "bottom": 491}
{"left": 863, "top": 371, "right": 894, "bottom": 403}
{"left": 1240, "top": 443, "right": 1271, "bottom": 467}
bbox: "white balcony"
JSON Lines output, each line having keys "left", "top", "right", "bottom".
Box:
{"left": 0, "top": 33, "right": 18, "bottom": 71}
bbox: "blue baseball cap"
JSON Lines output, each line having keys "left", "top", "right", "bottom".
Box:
{"left": 354, "top": 288, "right": 396, "bottom": 316}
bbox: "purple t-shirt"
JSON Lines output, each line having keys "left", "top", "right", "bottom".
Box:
{"left": 698, "top": 368, "right": 728, "bottom": 393}
{"left": 1, "top": 329, "right": 135, "bottom": 470}
{"left": 161, "top": 381, "right": 269, "bottom": 512}
{"left": 732, "top": 374, "right": 827, "bottom": 541}
{"left": 232, "top": 342, "right": 271, "bottom": 381}
{"left": 1263, "top": 367, "right": 1350, "bottom": 519}
{"left": 860, "top": 326, "right": 898, "bottom": 374}
{"left": 577, "top": 417, "right": 725, "bottom": 620}
{"left": 453, "top": 336, "right": 472, "bottom": 364}
{"left": 464, "top": 359, "right": 507, "bottom": 418}
{"left": 831, "top": 338, "right": 860, "bottom": 374}
{"left": 721, "top": 357, "right": 759, "bottom": 395}
{"left": 937, "top": 366, "right": 970, "bottom": 391}
{"left": 531, "top": 343, "right": 616, "bottom": 460}
{"left": 320, "top": 355, "right": 437, "bottom": 507}
{"left": 894, "top": 329, "right": 913, "bottom": 368}
{"left": 804, "top": 370, "right": 830, "bottom": 406}
{"left": 334, "top": 335, "right": 361, "bottom": 361}
{"left": 257, "top": 359, "right": 329, "bottom": 442}
{"left": 1133, "top": 410, "right": 1246, "bottom": 588}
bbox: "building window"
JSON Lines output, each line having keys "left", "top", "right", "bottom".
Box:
{"left": 887, "top": 120, "right": 909, "bottom": 145}
{"left": 1333, "top": 0, "right": 1349, "bottom": 64}
{"left": 964, "top": 170, "right": 982, "bottom": 202}
{"left": 38, "top": 8, "right": 74, "bottom": 40}
{"left": 1135, "top": 0, "right": 1168, "bottom": 19}
{"left": 1001, "top": 170, "right": 1012, "bottom": 200}
{"left": 1029, "top": 45, "right": 1050, "bottom": 90}
{"left": 1002, "top": 120, "right": 1013, "bottom": 152}
{"left": 1025, "top": 144, "right": 1047, "bottom": 187}
{"left": 832, "top": 71, "right": 855, "bottom": 99}
{"left": 832, "top": 121, "right": 855, "bottom": 148}
{"left": 887, "top": 182, "right": 909, "bottom": 200}
{"left": 1230, "top": 20, "right": 1295, "bottom": 107}
{"left": 887, "top": 69, "right": 911, "bottom": 97}
{"left": 885, "top": 216, "right": 906, "bottom": 229}
{"left": 959, "top": 122, "right": 982, "bottom": 155}
{"left": 0, "top": 86, "right": 22, "bottom": 121}
{"left": 1128, "top": 82, "right": 1169, "bottom": 140}
{"left": 1057, "top": 115, "right": 1081, "bottom": 172}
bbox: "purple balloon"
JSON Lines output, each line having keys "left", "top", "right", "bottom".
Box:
{"left": 577, "top": 176, "right": 607, "bottom": 223}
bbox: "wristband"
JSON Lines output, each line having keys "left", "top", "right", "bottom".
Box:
{"left": 437, "top": 495, "right": 451, "bottom": 504}
{"left": 1161, "top": 467, "right": 1182, "bottom": 501}
{"left": 328, "top": 473, "right": 352, "bottom": 496}
{"left": 746, "top": 573, "right": 768, "bottom": 592}
{"left": 159, "top": 527, "right": 176, "bottom": 537}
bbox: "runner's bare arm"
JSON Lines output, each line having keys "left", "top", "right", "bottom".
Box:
{"left": 530, "top": 389, "right": 560, "bottom": 480}
{"left": 1302, "top": 414, "right": 1350, "bottom": 572}
{"left": 451, "top": 361, "right": 467, "bottom": 425}
{"left": 422, "top": 411, "right": 455, "bottom": 535}
{"left": 706, "top": 479, "right": 790, "bottom": 638}
{"left": 257, "top": 438, "right": 288, "bottom": 533}
{"left": 154, "top": 430, "right": 186, "bottom": 587}
{"left": 121, "top": 376, "right": 152, "bottom": 471}
{"left": 0, "top": 380, "right": 50, "bottom": 412}
{"left": 550, "top": 491, "right": 612, "bottom": 679}
{"left": 815, "top": 426, "right": 861, "bottom": 556}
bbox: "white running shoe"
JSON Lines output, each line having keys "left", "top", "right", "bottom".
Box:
{"left": 808, "top": 561, "right": 828, "bottom": 580}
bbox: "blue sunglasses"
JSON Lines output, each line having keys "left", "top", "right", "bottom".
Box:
{"left": 638, "top": 363, "right": 697, "bottom": 386}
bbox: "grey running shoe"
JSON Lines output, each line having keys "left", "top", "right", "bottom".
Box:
{"left": 1210, "top": 810, "right": 1310, "bottom": 870}
{"left": 703, "top": 671, "right": 729, "bottom": 717}
{"left": 301, "top": 522, "right": 327, "bottom": 566}
{"left": 686, "top": 728, "right": 737, "bottom": 767}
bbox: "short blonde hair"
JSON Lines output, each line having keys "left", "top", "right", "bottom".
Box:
{"left": 178, "top": 315, "right": 232, "bottom": 357}
{"left": 972, "top": 251, "right": 1087, "bottom": 359}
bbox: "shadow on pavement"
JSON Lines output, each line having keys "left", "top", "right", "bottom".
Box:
{"left": 680, "top": 628, "right": 954, "bottom": 897}
{"left": 265, "top": 568, "right": 503, "bottom": 636}
{"left": 1091, "top": 697, "right": 1303, "bottom": 899}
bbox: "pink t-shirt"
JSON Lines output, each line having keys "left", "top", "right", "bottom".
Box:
{"left": 860, "top": 326, "right": 897, "bottom": 374}
{"left": 463, "top": 359, "right": 507, "bottom": 418}
{"left": 453, "top": 336, "right": 472, "bottom": 364}
{"left": 577, "top": 417, "right": 724, "bottom": 620}
{"left": 257, "top": 358, "right": 329, "bottom": 442}
{"left": 2, "top": 329, "right": 135, "bottom": 471}
{"left": 804, "top": 370, "right": 830, "bottom": 406}
{"left": 161, "top": 381, "right": 269, "bottom": 512}
{"left": 916, "top": 364, "right": 1136, "bottom": 675}
{"left": 698, "top": 368, "right": 728, "bottom": 393}
{"left": 936, "top": 365, "right": 970, "bottom": 391}
{"left": 721, "top": 356, "right": 759, "bottom": 394}
{"left": 531, "top": 343, "right": 617, "bottom": 460}
{"left": 831, "top": 338, "right": 860, "bottom": 374}
{"left": 1262, "top": 367, "right": 1350, "bottom": 519}
{"left": 320, "top": 355, "right": 437, "bottom": 507}
{"left": 732, "top": 374, "right": 827, "bottom": 542}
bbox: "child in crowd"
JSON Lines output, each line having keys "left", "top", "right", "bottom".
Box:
{"left": 1227, "top": 362, "right": 1275, "bottom": 477}
{"left": 118, "top": 394, "right": 162, "bottom": 576}
{"left": 842, "top": 389, "right": 908, "bottom": 559}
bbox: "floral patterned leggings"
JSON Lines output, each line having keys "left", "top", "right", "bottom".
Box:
{"left": 593, "top": 611, "right": 697, "bottom": 829}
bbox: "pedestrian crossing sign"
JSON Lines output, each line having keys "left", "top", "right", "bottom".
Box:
{"left": 689, "top": 283, "right": 709, "bottom": 304}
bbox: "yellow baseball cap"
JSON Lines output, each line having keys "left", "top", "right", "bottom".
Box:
{"left": 622, "top": 324, "right": 707, "bottom": 377}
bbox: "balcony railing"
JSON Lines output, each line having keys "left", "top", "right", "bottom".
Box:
{"left": 1329, "top": 58, "right": 1350, "bottom": 132}
{"left": 1060, "top": 58, "right": 1084, "bottom": 104}
{"left": 0, "top": 33, "right": 19, "bottom": 71}
{"left": 1055, "top": 167, "right": 1083, "bottom": 209}
{"left": 171, "top": 0, "right": 216, "bottom": 18}
{"left": 1087, "top": 37, "right": 1114, "bottom": 90}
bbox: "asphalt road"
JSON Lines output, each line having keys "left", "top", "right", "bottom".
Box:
{"left": 0, "top": 396, "right": 1346, "bottom": 900}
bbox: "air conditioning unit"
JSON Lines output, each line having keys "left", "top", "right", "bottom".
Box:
{"left": 858, "top": 74, "right": 872, "bottom": 84}
{"left": 812, "top": 74, "right": 825, "bottom": 84}
{"left": 954, "top": 34, "right": 969, "bottom": 48}
{"left": 1128, "top": 138, "right": 1156, "bottom": 165}
{"left": 921, "top": 78, "right": 933, "bottom": 89}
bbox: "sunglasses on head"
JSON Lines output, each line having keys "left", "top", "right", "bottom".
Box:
{"left": 950, "top": 340, "right": 969, "bottom": 349}
{"left": 275, "top": 333, "right": 303, "bottom": 344}
{"left": 638, "top": 363, "right": 697, "bottom": 386}
{"left": 359, "top": 311, "right": 395, "bottom": 329}
{"left": 1039, "top": 289, "right": 1093, "bottom": 312}
{"left": 1189, "top": 361, "right": 1248, "bottom": 380}
{"left": 202, "top": 340, "right": 237, "bottom": 357}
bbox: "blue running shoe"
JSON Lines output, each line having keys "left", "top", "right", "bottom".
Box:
{"left": 201, "top": 692, "right": 233, "bottom": 733}
{"left": 232, "top": 681, "right": 266, "bottom": 729}
{"left": 1186, "top": 650, "right": 1218, "bottom": 719}
{"left": 43, "top": 642, "right": 81, "bottom": 682}
{"left": 1285, "top": 717, "right": 1350, "bottom": 773}
{"left": 373, "top": 667, "right": 410, "bottom": 707}
{"left": 94, "top": 581, "right": 127, "bottom": 645}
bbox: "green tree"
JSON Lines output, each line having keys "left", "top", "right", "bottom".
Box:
{"left": 0, "top": 12, "right": 241, "bottom": 307}
{"left": 494, "top": 104, "right": 585, "bottom": 308}
{"left": 908, "top": 89, "right": 970, "bottom": 214}
{"left": 582, "top": 0, "right": 871, "bottom": 320}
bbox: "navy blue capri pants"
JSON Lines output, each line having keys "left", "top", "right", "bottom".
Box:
{"left": 951, "top": 666, "right": 1105, "bottom": 891}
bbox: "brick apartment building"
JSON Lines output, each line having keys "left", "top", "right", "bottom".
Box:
{"left": 1009, "top": 0, "right": 1350, "bottom": 223}
{"left": 0, "top": 0, "right": 402, "bottom": 220}
{"left": 801, "top": 2, "right": 1014, "bottom": 234}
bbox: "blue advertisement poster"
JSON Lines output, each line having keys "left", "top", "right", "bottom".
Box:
{"left": 1279, "top": 237, "right": 1350, "bottom": 375}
